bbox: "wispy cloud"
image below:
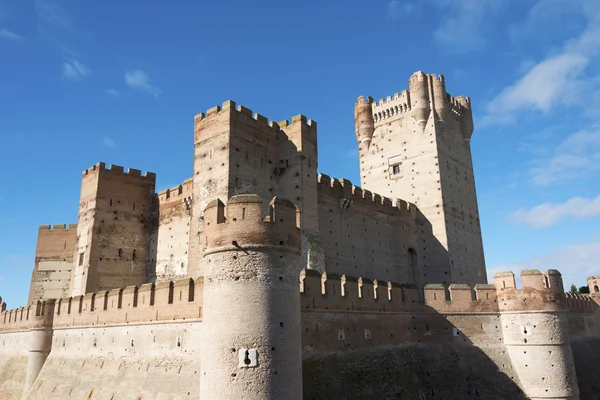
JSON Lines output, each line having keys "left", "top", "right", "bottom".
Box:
{"left": 125, "top": 70, "right": 162, "bottom": 98}
{"left": 62, "top": 60, "right": 90, "bottom": 80}
{"left": 35, "top": 0, "right": 71, "bottom": 28}
{"left": 482, "top": 8, "right": 600, "bottom": 125}
{"left": 0, "top": 28, "right": 25, "bottom": 42}
{"left": 103, "top": 137, "right": 116, "bottom": 148}
{"left": 387, "top": 1, "right": 415, "bottom": 20}
{"left": 429, "top": 0, "right": 503, "bottom": 53}
{"left": 105, "top": 89, "right": 120, "bottom": 97}
{"left": 507, "top": 195, "right": 600, "bottom": 228}
{"left": 529, "top": 125, "right": 600, "bottom": 186}
{"left": 487, "top": 238, "right": 600, "bottom": 289}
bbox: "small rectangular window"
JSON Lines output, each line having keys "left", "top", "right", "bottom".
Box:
{"left": 392, "top": 164, "right": 401, "bottom": 174}
{"left": 78, "top": 252, "right": 84, "bottom": 266}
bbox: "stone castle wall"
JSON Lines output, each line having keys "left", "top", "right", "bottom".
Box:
{"left": 2, "top": 268, "right": 598, "bottom": 399}
{"left": 149, "top": 178, "right": 193, "bottom": 282}
{"left": 316, "top": 174, "right": 420, "bottom": 283}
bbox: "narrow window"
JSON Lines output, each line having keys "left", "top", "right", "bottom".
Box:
{"left": 132, "top": 249, "right": 136, "bottom": 261}
{"left": 392, "top": 164, "right": 401, "bottom": 175}
{"left": 110, "top": 199, "right": 113, "bottom": 207}
{"left": 242, "top": 207, "right": 246, "bottom": 219}
{"left": 118, "top": 248, "right": 123, "bottom": 258}
{"left": 133, "top": 202, "right": 136, "bottom": 210}
{"left": 78, "top": 252, "right": 84, "bottom": 266}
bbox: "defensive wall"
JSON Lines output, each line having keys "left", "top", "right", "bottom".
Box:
{"left": 0, "top": 278, "right": 203, "bottom": 399}
{"left": 2, "top": 267, "right": 599, "bottom": 399}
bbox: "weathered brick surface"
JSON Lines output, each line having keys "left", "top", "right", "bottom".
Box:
{"left": 28, "top": 224, "right": 77, "bottom": 304}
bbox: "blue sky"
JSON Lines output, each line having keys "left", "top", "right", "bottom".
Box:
{"left": 1, "top": 0, "right": 599, "bottom": 306}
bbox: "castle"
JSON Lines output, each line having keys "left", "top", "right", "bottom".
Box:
{"left": 1, "top": 71, "right": 599, "bottom": 399}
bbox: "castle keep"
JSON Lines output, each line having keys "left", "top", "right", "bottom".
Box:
{"left": 1, "top": 71, "right": 599, "bottom": 399}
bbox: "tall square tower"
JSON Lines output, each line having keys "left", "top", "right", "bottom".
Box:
{"left": 355, "top": 71, "right": 486, "bottom": 286}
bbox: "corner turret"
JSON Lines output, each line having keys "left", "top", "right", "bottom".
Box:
{"left": 354, "top": 96, "right": 375, "bottom": 149}
{"left": 455, "top": 96, "right": 474, "bottom": 141}
{"left": 408, "top": 71, "right": 431, "bottom": 132}
{"left": 431, "top": 74, "right": 449, "bottom": 122}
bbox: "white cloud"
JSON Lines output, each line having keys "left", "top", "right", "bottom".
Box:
{"left": 507, "top": 195, "right": 600, "bottom": 228}
{"left": 486, "top": 54, "right": 587, "bottom": 117}
{"left": 487, "top": 238, "right": 600, "bottom": 290}
{"left": 482, "top": 8, "right": 600, "bottom": 125}
{"left": 387, "top": 1, "right": 415, "bottom": 20}
{"left": 62, "top": 60, "right": 90, "bottom": 79}
{"left": 530, "top": 125, "right": 600, "bottom": 186}
{"left": 103, "top": 137, "right": 116, "bottom": 148}
{"left": 125, "top": 70, "right": 162, "bottom": 98}
{"left": 0, "top": 28, "right": 25, "bottom": 42}
{"left": 105, "top": 89, "right": 120, "bottom": 97}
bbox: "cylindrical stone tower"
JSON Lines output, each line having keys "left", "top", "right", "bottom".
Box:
{"left": 354, "top": 96, "right": 375, "bottom": 150}
{"left": 200, "top": 194, "right": 302, "bottom": 400}
{"left": 496, "top": 270, "right": 579, "bottom": 400}
{"left": 23, "top": 300, "right": 55, "bottom": 396}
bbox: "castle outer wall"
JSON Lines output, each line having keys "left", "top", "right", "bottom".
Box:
{"left": 2, "top": 263, "right": 598, "bottom": 399}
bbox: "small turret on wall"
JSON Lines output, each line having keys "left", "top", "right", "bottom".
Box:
{"left": 495, "top": 269, "right": 580, "bottom": 399}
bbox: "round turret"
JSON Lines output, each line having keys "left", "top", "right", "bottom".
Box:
{"left": 456, "top": 96, "right": 474, "bottom": 141}
{"left": 354, "top": 96, "right": 374, "bottom": 149}
{"left": 200, "top": 194, "right": 302, "bottom": 400}
{"left": 408, "top": 71, "right": 431, "bottom": 132}
{"left": 431, "top": 74, "right": 449, "bottom": 122}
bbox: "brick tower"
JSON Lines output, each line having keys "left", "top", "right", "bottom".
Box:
{"left": 354, "top": 71, "right": 486, "bottom": 286}
{"left": 70, "top": 163, "right": 156, "bottom": 296}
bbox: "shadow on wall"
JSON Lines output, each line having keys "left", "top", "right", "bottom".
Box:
{"left": 299, "top": 270, "right": 525, "bottom": 400}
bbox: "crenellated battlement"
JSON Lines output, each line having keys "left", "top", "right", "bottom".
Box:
{"left": 194, "top": 100, "right": 317, "bottom": 133}
{"left": 300, "top": 269, "right": 498, "bottom": 313}
{"left": 565, "top": 292, "right": 598, "bottom": 313}
{"left": 300, "top": 268, "right": 597, "bottom": 315}
{"left": 1, "top": 278, "right": 203, "bottom": 333}
{"left": 0, "top": 300, "right": 55, "bottom": 332}
{"left": 156, "top": 178, "right": 193, "bottom": 203}
{"left": 38, "top": 224, "right": 77, "bottom": 231}
{"left": 371, "top": 91, "right": 410, "bottom": 124}
{"left": 317, "top": 173, "right": 417, "bottom": 219}
{"left": 81, "top": 162, "right": 156, "bottom": 181}
{"left": 203, "top": 194, "right": 301, "bottom": 253}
